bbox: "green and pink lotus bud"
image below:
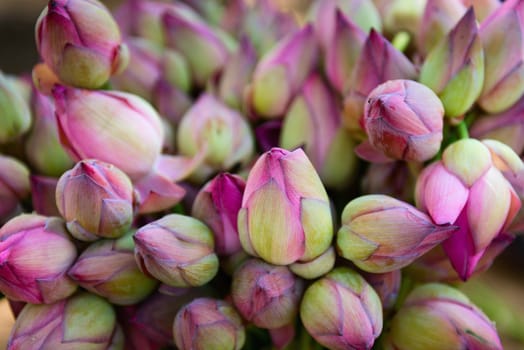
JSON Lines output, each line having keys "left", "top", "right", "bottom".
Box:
{"left": 280, "top": 73, "right": 357, "bottom": 188}
{"left": 363, "top": 270, "right": 402, "bottom": 310}
{"left": 373, "top": 0, "right": 426, "bottom": 35}
{"left": 0, "top": 214, "right": 77, "bottom": 304}
{"left": 0, "top": 72, "right": 31, "bottom": 144}
{"left": 173, "top": 298, "right": 245, "bottom": 350}
{"left": 56, "top": 159, "right": 135, "bottom": 241}
{"left": 231, "top": 259, "right": 303, "bottom": 329}
{"left": 8, "top": 291, "right": 122, "bottom": 350}
{"left": 417, "top": 0, "right": 467, "bottom": 55}
{"left": 31, "top": 175, "right": 60, "bottom": 216}
{"left": 361, "top": 162, "right": 414, "bottom": 202}
{"left": 420, "top": 9, "right": 484, "bottom": 118}
{"left": 0, "top": 155, "right": 30, "bottom": 223}
{"left": 134, "top": 214, "right": 219, "bottom": 287}
{"left": 289, "top": 246, "right": 336, "bottom": 280}
{"left": 192, "top": 173, "right": 245, "bottom": 256}
{"left": 461, "top": 0, "right": 500, "bottom": 21}
{"left": 247, "top": 25, "right": 318, "bottom": 119}
{"left": 388, "top": 283, "right": 502, "bottom": 350}
{"left": 53, "top": 85, "right": 164, "bottom": 180}
{"left": 300, "top": 267, "right": 383, "bottom": 350}
{"left": 343, "top": 30, "right": 417, "bottom": 138}
{"left": 478, "top": 0, "right": 524, "bottom": 113}
{"left": 359, "top": 79, "right": 444, "bottom": 162}
{"left": 35, "top": 0, "right": 129, "bottom": 89}
{"left": 68, "top": 231, "right": 158, "bottom": 305}
{"left": 238, "top": 148, "right": 333, "bottom": 266}
{"left": 415, "top": 138, "right": 521, "bottom": 280}
{"left": 337, "top": 194, "right": 458, "bottom": 273}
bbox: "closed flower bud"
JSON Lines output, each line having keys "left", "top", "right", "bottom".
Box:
{"left": 134, "top": 214, "right": 219, "bottom": 287}
{"left": 389, "top": 283, "right": 502, "bottom": 350}
{"left": 231, "top": 259, "right": 303, "bottom": 329}
{"left": 53, "top": 85, "right": 164, "bottom": 180}
{"left": 238, "top": 148, "right": 333, "bottom": 265}
{"left": 337, "top": 194, "right": 457, "bottom": 273}
{"left": 8, "top": 292, "right": 121, "bottom": 350}
{"left": 300, "top": 267, "right": 383, "bottom": 350}
{"left": 68, "top": 231, "right": 158, "bottom": 305}
{"left": 0, "top": 155, "right": 30, "bottom": 223}
{"left": 56, "top": 159, "right": 134, "bottom": 241}
{"left": 174, "top": 298, "right": 245, "bottom": 350}
{"left": 0, "top": 72, "right": 31, "bottom": 144}
{"left": 0, "top": 214, "right": 77, "bottom": 304}
{"left": 35, "top": 0, "right": 129, "bottom": 89}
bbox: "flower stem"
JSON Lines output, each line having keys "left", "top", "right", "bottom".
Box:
{"left": 456, "top": 120, "right": 469, "bottom": 139}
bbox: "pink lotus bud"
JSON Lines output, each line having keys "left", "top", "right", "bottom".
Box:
{"left": 134, "top": 214, "right": 219, "bottom": 287}
{"left": 362, "top": 270, "right": 402, "bottom": 310}
{"left": 173, "top": 298, "right": 245, "bottom": 350}
{"left": 56, "top": 160, "right": 134, "bottom": 241}
{"left": 280, "top": 73, "right": 357, "bottom": 188}
{"left": 361, "top": 79, "right": 444, "bottom": 162}
{"left": 8, "top": 292, "right": 121, "bottom": 349}
{"left": 53, "top": 85, "right": 164, "bottom": 180}
{"left": 192, "top": 173, "right": 245, "bottom": 256}
{"left": 462, "top": 0, "right": 500, "bottom": 21}
{"left": 247, "top": 25, "right": 318, "bottom": 119}
{"left": 35, "top": 0, "right": 129, "bottom": 89}
{"left": 420, "top": 9, "right": 485, "bottom": 118}
{"left": 0, "top": 214, "right": 77, "bottom": 304}
{"left": 231, "top": 259, "right": 303, "bottom": 329}
{"left": 30, "top": 175, "right": 60, "bottom": 216}
{"left": 337, "top": 194, "right": 457, "bottom": 273}
{"left": 238, "top": 148, "right": 333, "bottom": 265}
{"left": 300, "top": 267, "right": 383, "bottom": 350}
{"left": 289, "top": 246, "right": 336, "bottom": 280}
{"left": 373, "top": 0, "right": 426, "bottom": 35}
{"left": 0, "top": 72, "right": 31, "bottom": 144}
{"left": 417, "top": 0, "right": 467, "bottom": 55}
{"left": 68, "top": 231, "right": 158, "bottom": 305}
{"left": 478, "top": 0, "right": 524, "bottom": 113}
{"left": 389, "top": 283, "right": 502, "bottom": 350}
{"left": 415, "top": 138, "right": 521, "bottom": 280}
{"left": 361, "top": 161, "right": 414, "bottom": 202}
{"left": 0, "top": 155, "right": 30, "bottom": 223}
{"left": 343, "top": 30, "right": 417, "bottom": 138}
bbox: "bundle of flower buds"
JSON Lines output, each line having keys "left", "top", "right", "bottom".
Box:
{"left": 2, "top": 0, "right": 524, "bottom": 348}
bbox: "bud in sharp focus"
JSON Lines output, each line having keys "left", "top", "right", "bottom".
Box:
{"left": 0, "top": 72, "right": 31, "bottom": 144}
{"left": 174, "top": 298, "right": 245, "bottom": 350}
{"left": 53, "top": 85, "right": 164, "bottom": 180}
{"left": 238, "top": 148, "right": 333, "bottom": 266}
{"left": 56, "top": 159, "right": 134, "bottom": 241}
{"left": 231, "top": 259, "right": 303, "bottom": 329}
{"left": 0, "top": 214, "right": 77, "bottom": 304}
{"left": 362, "top": 79, "right": 444, "bottom": 162}
{"left": 7, "top": 292, "right": 121, "bottom": 350}
{"left": 389, "top": 283, "right": 502, "bottom": 350}
{"left": 0, "top": 155, "right": 30, "bottom": 223}
{"left": 35, "top": 0, "right": 129, "bottom": 89}
{"left": 337, "top": 194, "right": 457, "bottom": 273}
{"left": 300, "top": 267, "right": 383, "bottom": 350}
{"left": 420, "top": 9, "right": 484, "bottom": 118}
{"left": 68, "top": 231, "right": 158, "bottom": 305}
{"left": 134, "top": 214, "right": 219, "bottom": 287}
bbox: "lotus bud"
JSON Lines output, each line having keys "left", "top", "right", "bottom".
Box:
{"left": 31, "top": 175, "right": 60, "bottom": 216}
{"left": 361, "top": 161, "right": 414, "bottom": 202}
{"left": 35, "top": 0, "right": 129, "bottom": 89}
{"left": 56, "top": 159, "right": 134, "bottom": 241}
{"left": 192, "top": 173, "right": 245, "bottom": 256}
{"left": 337, "top": 194, "right": 458, "bottom": 273}
{"left": 231, "top": 259, "right": 303, "bottom": 329}
{"left": 417, "top": 0, "right": 467, "bottom": 55}
{"left": 389, "top": 283, "right": 502, "bottom": 350}
{"left": 177, "top": 94, "right": 254, "bottom": 177}
{"left": 0, "top": 214, "right": 77, "bottom": 304}
{"left": 152, "top": 79, "right": 192, "bottom": 125}
{"left": 255, "top": 120, "right": 282, "bottom": 152}
{"left": 53, "top": 85, "right": 164, "bottom": 180}
{"left": 173, "top": 298, "right": 245, "bottom": 350}
{"left": 343, "top": 30, "right": 417, "bottom": 138}
{"left": 420, "top": 9, "right": 484, "bottom": 117}
{"left": 238, "top": 148, "right": 333, "bottom": 265}
{"left": 289, "top": 246, "right": 336, "bottom": 280}
{"left": 247, "top": 25, "right": 318, "bottom": 119}
{"left": 373, "top": 0, "right": 426, "bottom": 35}
{"left": 300, "top": 267, "right": 383, "bottom": 350}
{"left": 68, "top": 231, "right": 158, "bottom": 305}
{"left": 7, "top": 292, "right": 121, "bottom": 349}
{"left": 415, "top": 138, "right": 521, "bottom": 280}
{"left": 134, "top": 214, "right": 219, "bottom": 287}
{"left": 478, "top": 0, "right": 524, "bottom": 113}
{"left": 461, "top": 0, "right": 500, "bottom": 21}
{"left": 361, "top": 79, "right": 444, "bottom": 162}
{"left": 362, "top": 270, "right": 401, "bottom": 310}
{"left": 0, "top": 155, "right": 30, "bottom": 223}
{"left": 0, "top": 72, "right": 31, "bottom": 144}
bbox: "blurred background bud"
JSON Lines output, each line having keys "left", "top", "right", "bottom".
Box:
{"left": 373, "top": 0, "right": 426, "bottom": 36}
{"left": 461, "top": 0, "right": 500, "bottom": 21}
{"left": 361, "top": 161, "right": 414, "bottom": 202}
{"left": 30, "top": 175, "right": 60, "bottom": 217}
{"left": 0, "top": 155, "right": 30, "bottom": 223}
{"left": 362, "top": 270, "right": 402, "bottom": 311}
{"left": 0, "top": 72, "right": 31, "bottom": 144}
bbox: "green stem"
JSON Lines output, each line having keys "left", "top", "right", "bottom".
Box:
{"left": 392, "top": 31, "right": 411, "bottom": 52}
{"left": 456, "top": 120, "right": 469, "bottom": 139}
